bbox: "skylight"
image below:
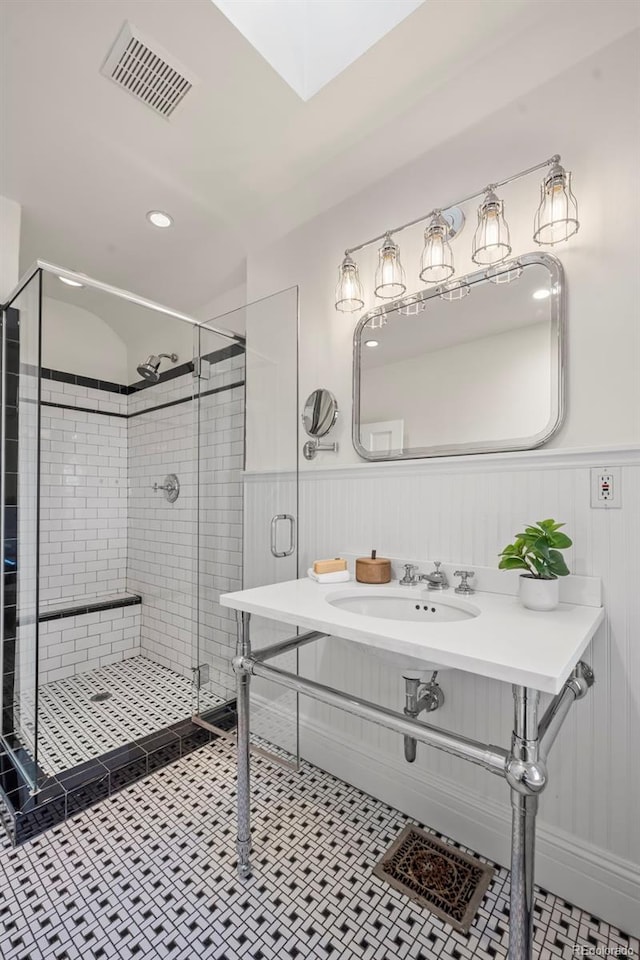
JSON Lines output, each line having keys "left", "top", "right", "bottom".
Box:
{"left": 211, "top": 0, "right": 423, "bottom": 101}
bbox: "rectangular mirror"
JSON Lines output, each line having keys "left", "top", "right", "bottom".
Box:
{"left": 353, "top": 253, "right": 564, "bottom": 460}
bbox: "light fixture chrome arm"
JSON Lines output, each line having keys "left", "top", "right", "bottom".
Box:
{"left": 344, "top": 154, "right": 561, "bottom": 255}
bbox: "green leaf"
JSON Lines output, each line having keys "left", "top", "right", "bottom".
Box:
{"left": 548, "top": 550, "right": 570, "bottom": 577}
{"left": 550, "top": 532, "right": 572, "bottom": 549}
{"left": 498, "top": 557, "right": 530, "bottom": 571}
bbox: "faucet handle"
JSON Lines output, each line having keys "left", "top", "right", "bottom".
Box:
{"left": 454, "top": 570, "right": 475, "bottom": 595}
{"left": 400, "top": 563, "right": 418, "bottom": 585}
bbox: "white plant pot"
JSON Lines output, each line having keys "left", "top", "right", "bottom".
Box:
{"left": 519, "top": 575, "right": 560, "bottom": 611}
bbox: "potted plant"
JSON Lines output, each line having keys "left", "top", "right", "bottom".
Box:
{"left": 498, "top": 519, "right": 572, "bottom": 611}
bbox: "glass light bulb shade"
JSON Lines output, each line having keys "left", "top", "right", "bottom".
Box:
{"left": 367, "top": 312, "right": 388, "bottom": 330}
{"left": 439, "top": 280, "right": 470, "bottom": 301}
{"left": 374, "top": 234, "right": 406, "bottom": 299}
{"left": 398, "top": 297, "right": 426, "bottom": 317}
{"left": 472, "top": 191, "right": 511, "bottom": 265}
{"left": 335, "top": 255, "right": 364, "bottom": 312}
{"left": 533, "top": 165, "right": 579, "bottom": 245}
{"left": 419, "top": 213, "right": 454, "bottom": 284}
{"left": 487, "top": 261, "right": 523, "bottom": 285}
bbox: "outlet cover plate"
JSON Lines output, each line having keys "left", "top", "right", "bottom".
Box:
{"left": 590, "top": 467, "right": 622, "bottom": 509}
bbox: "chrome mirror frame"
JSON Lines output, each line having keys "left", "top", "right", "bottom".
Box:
{"left": 352, "top": 252, "right": 565, "bottom": 461}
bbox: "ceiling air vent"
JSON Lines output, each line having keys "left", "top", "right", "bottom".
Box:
{"left": 101, "top": 22, "right": 196, "bottom": 119}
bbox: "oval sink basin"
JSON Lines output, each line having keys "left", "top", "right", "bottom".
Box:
{"left": 325, "top": 588, "right": 480, "bottom": 674}
{"left": 327, "top": 591, "right": 478, "bottom": 623}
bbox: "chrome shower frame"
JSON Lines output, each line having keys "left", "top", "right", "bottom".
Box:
{"left": 233, "top": 614, "right": 594, "bottom": 960}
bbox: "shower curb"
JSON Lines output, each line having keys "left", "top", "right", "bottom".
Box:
{"left": 0, "top": 702, "right": 237, "bottom": 845}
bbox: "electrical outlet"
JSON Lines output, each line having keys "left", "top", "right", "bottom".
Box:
{"left": 590, "top": 467, "right": 621, "bottom": 509}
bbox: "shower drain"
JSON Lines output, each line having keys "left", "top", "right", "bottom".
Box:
{"left": 89, "top": 691, "right": 112, "bottom": 703}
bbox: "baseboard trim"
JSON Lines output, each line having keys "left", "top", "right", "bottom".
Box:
{"left": 292, "top": 713, "right": 640, "bottom": 937}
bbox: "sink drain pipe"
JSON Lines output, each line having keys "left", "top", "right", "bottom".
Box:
{"left": 403, "top": 673, "right": 445, "bottom": 763}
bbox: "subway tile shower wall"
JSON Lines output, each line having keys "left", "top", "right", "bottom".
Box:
{"left": 38, "top": 607, "right": 141, "bottom": 685}
{"left": 127, "top": 354, "right": 244, "bottom": 690}
{"left": 40, "top": 381, "right": 128, "bottom": 602}
{"left": 36, "top": 352, "right": 245, "bottom": 691}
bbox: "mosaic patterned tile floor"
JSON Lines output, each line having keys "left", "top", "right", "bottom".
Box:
{"left": 30, "top": 657, "right": 225, "bottom": 776}
{"left": 0, "top": 737, "right": 636, "bottom": 960}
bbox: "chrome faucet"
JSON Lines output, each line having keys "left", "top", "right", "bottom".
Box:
{"left": 422, "top": 561, "right": 449, "bottom": 591}
{"left": 399, "top": 561, "right": 449, "bottom": 590}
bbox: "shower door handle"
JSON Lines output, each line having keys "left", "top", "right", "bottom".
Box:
{"left": 270, "top": 514, "right": 296, "bottom": 558}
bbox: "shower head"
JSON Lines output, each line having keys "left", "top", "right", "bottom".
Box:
{"left": 136, "top": 353, "right": 178, "bottom": 383}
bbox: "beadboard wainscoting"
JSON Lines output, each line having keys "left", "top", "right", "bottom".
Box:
{"left": 244, "top": 446, "right": 640, "bottom": 936}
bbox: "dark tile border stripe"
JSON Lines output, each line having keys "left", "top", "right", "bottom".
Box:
{"left": 41, "top": 379, "right": 245, "bottom": 420}
{"left": 127, "top": 380, "right": 245, "bottom": 419}
{"left": 0, "top": 701, "right": 237, "bottom": 844}
{"left": 40, "top": 342, "right": 245, "bottom": 396}
{"left": 38, "top": 593, "right": 141, "bottom": 623}
{"left": 40, "top": 400, "right": 129, "bottom": 419}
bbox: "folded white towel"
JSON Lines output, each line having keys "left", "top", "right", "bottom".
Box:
{"left": 307, "top": 568, "right": 352, "bottom": 584}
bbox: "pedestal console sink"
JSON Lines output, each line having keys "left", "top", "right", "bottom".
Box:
{"left": 221, "top": 573, "right": 603, "bottom": 960}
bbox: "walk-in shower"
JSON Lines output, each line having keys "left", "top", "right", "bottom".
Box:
{"left": 0, "top": 261, "right": 300, "bottom": 842}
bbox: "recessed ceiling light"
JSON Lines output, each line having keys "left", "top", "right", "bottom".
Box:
{"left": 365, "top": 339, "right": 379, "bottom": 348}
{"left": 58, "top": 276, "right": 84, "bottom": 288}
{"left": 147, "top": 210, "right": 173, "bottom": 228}
{"left": 532, "top": 288, "right": 550, "bottom": 300}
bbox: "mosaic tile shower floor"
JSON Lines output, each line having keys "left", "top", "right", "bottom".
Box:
{"left": 0, "top": 738, "right": 636, "bottom": 960}
{"left": 30, "top": 657, "right": 224, "bottom": 776}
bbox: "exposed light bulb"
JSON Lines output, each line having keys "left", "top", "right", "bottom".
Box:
{"left": 335, "top": 254, "right": 364, "bottom": 312}
{"left": 374, "top": 233, "right": 406, "bottom": 299}
{"left": 533, "top": 161, "right": 579, "bottom": 245}
{"left": 472, "top": 190, "right": 511, "bottom": 265}
{"left": 419, "top": 212, "right": 454, "bottom": 284}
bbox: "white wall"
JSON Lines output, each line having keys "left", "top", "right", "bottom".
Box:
{"left": 361, "top": 322, "right": 551, "bottom": 449}
{"left": 0, "top": 194, "right": 21, "bottom": 302}
{"left": 42, "top": 297, "right": 128, "bottom": 383}
{"left": 246, "top": 31, "right": 640, "bottom": 463}
{"left": 242, "top": 31, "right": 640, "bottom": 937}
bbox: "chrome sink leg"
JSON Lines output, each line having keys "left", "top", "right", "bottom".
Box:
{"left": 506, "top": 686, "right": 546, "bottom": 960}
{"left": 234, "top": 611, "right": 252, "bottom": 879}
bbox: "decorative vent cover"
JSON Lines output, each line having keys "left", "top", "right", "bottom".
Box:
{"left": 101, "top": 22, "right": 196, "bottom": 119}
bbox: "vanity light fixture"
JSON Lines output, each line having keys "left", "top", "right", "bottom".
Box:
{"left": 334, "top": 153, "right": 578, "bottom": 312}
{"left": 532, "top": 288, "right": 551, "bottom": 300}
{"left": 471, "top": 189, "right": 511, "bottom": 265}
{"left": 367, "top": 314, "right": 387, "bottom": 330}
{"left": 335, "top": 254, "right": 365, "bottom": 312}
{"left": 146, "top": 210, "right": 173, "bottom": 228}
{"left": 374, "top": 233, "right": 406, "bottom": 299}
{"left": 533, "top": 160, "right": 579, "bottom": 245}
{"left": 58, "top": 275, "right": 84, "bottom": 288}
{"left": 419, "top": 212, "right": 455, "bottom": 284}
{"left": 488, "top": 261, "right": 523, "bottom": 285}
{"left": 365, "top": 339, "right": 379, "bottom": 347}
{"left": 439, "top": 280, "right": 470, "bottom": 301}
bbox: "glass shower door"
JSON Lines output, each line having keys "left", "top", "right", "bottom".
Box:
{"left": 1, "top": 271, "right": 41, "bottom": 789}
{"left": 193, "top": 287, "right": 300, "bottom": 764}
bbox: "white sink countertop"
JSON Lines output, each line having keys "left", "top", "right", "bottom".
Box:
{"left": 220, "top": 578, "right": 604, "bottom": 694}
